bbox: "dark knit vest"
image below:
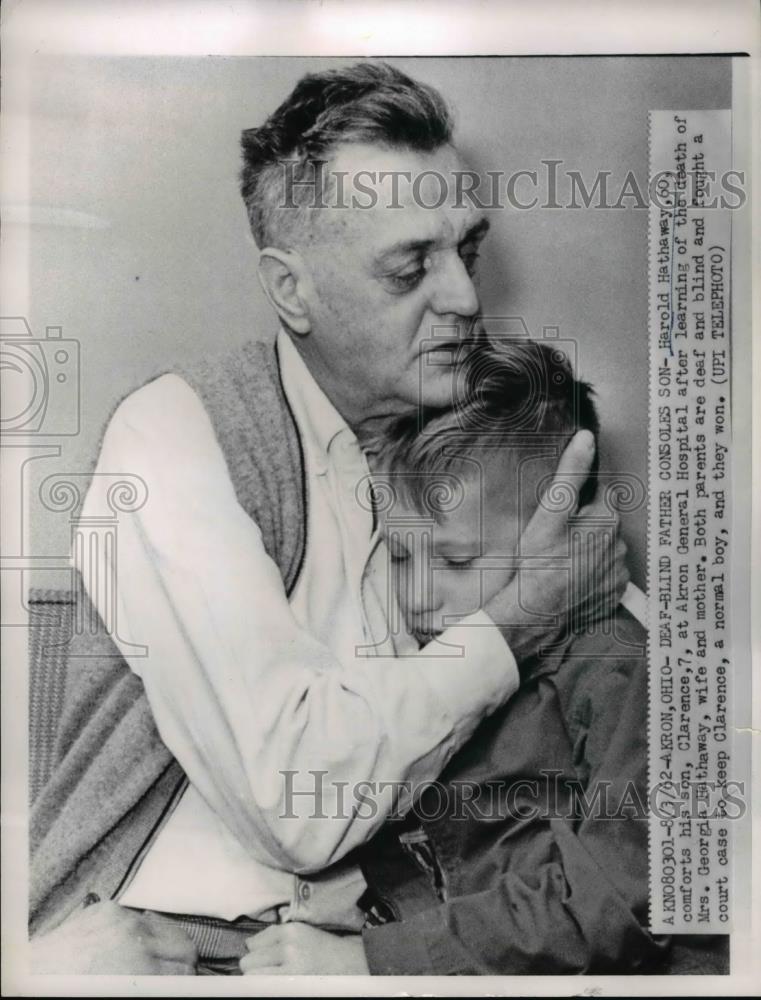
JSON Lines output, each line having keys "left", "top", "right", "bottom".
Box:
{"left": 29, "top": 339, "right": 306, "bottom": 934}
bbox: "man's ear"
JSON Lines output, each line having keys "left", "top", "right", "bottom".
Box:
{"left": 257, "top": 248, "right": 312, "bottom": 336}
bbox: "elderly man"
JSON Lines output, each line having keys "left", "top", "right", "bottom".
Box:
{"left": 30, "top": 61, "right": 626, "bottom": 974}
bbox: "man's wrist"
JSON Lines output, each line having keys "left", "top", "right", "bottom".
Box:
{"left": 484, "top": 578, "right": 565, "bottom": 664}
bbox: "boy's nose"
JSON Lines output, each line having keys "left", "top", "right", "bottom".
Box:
{"left": 393, "top": 553, "right": 440, "bottom": 619}
{"left": 400, "top": 565, "right": 441, "bottom": 619}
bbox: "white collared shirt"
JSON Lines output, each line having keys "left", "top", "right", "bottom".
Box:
{"left": 77, "top": 330, "right": 518, "bottom": 923}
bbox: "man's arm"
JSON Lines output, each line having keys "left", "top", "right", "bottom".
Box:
{"left": 240, "top": 648, "right": 659, "bottom": 977}
{"left": 77, "top": 374, "right": 518, "bottom": 873}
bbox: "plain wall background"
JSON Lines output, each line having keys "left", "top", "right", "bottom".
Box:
{"left": 19, "top": 54, "right": 732, "bottom": 588}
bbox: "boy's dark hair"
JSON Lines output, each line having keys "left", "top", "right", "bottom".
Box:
{"left": 372, "top": 337, "right": 600, "bottom": 515}
{"left": 240, "top": 61, "right": 453, "bottom": 247}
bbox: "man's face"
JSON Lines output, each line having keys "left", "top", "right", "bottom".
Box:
{"left": 382, "top": 450, "right": 552, "bottom": 644}
{"left": 295, "top": 142, "right": 488, "bottom": 422}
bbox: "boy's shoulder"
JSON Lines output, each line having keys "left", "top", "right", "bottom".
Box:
{"left": 562, "top": 604, "right": 647, "bottom": 664}
{"left": 548, "top": 605, "right": 648, "bottom": 724}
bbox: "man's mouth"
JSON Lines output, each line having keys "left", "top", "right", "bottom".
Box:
{"left": 420, "top": 338, "right": 476, "bottom": 367}
{"left": 421, "top": 341, "right": 460, "bottom": 361}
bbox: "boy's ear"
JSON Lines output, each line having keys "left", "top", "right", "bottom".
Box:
{"left": 257, "top": 248, "right": 312, "bottom": 336}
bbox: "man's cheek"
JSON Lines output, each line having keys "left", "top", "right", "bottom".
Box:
{"left": 314, "top": 260, "right": 377, "bottom": 320}
{"left": 384, "top": 293, "right": 434, "bottom": 340}
{"left": 412, "top": 304, "right": 450, "bottom": 344}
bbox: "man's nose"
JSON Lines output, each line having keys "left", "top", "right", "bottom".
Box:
{"left": 428, "top": 252, "right": 479, "bottom": 318}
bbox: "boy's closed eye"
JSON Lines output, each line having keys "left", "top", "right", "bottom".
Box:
{"left": 439, "top": 555, "right": 476, "bottom": 569}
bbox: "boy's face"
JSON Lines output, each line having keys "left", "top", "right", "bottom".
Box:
{"left": 382, "top": 449, "right": 554, "bottom": 644}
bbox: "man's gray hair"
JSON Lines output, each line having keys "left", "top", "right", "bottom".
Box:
{"left": 240, "top": 61, "right": 453, "bottom": 248}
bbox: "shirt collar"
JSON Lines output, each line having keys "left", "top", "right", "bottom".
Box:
{"left": 277, "top": 328, "right": 357, "bottom": 473}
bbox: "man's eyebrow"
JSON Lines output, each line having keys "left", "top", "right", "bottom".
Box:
{"left": 374, "top": 218, "right": 490, "bottom": 269}
{"left": 374, "top": 236, "right": 435, "bottom": 266}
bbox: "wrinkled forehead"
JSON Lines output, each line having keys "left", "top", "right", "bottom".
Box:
{"left": 314, "top": 141, "right": 485, "bottom": 247}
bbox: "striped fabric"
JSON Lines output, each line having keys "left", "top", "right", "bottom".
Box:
{"left": 28, "top": 590, "right": 74, "bottom": 802}
{"left": 140, "top": 909, "right": 269, "bottom": 975}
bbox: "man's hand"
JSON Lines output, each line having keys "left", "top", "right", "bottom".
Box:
{"left": 30, "top": 902, "right": 198, "bottom": 975}
{"left": 485, "top": 429, "right": 629, "bottom": 662}
{"left": 240, "top": 923, "right": 369, "bottom": 975}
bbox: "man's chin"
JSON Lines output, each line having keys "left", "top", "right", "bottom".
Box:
{"left": 414, "top": 339, "right": 479, "bottom": 409}
{"left": 412, "top": 366, "right": 461, "bottom": 410}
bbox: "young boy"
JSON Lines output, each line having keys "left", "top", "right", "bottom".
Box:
{"left": 241, "top": 337, "right": 662, "bottom": 975}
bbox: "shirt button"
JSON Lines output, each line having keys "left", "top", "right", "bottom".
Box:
{"left": 82, "top": 892, "right": 100, "bottom": 907}
{"left": 299, "top": 882, "right": 311, "bottom": 902}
